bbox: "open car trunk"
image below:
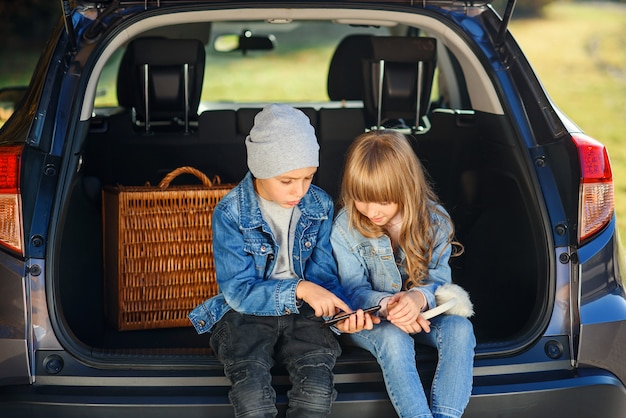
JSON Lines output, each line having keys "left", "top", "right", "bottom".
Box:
{"left": 52, "top": 11, "right": 549, "bottom": 370}
{"left": 57, "top": 109, "right": 548, "bottom": 361}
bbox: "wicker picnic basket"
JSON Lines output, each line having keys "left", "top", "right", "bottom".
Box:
{"left": 103, "top": 166, "right": 234, "bottom": 331}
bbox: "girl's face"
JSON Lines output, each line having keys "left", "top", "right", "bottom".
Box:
{"left": 354, "top": 201, "right": 400, "bottom": 227}
{"left": 255, "top": 167, "right": 317, "bottom": 208}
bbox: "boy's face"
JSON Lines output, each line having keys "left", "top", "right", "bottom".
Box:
{"left": 254, "top": 167, "right": 317, "bottom": 208}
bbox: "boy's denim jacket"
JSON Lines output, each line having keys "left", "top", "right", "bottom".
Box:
{"left": 330, "top": 206, "right": 453, "bottom": 312}
{"left": 189, "top": 172, "right": 347, "bottom": 334}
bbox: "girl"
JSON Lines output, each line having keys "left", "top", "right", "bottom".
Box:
{"left": 331, "top": 129, "right": 475, "bottom": 418}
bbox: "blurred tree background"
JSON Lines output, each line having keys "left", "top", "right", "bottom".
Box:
{"left": 0, "top": 0, "right": 61, "bottom": 47}
{"left": 0, "top": 0, "right": 61, "bottom": 86}
{"left": 2, "top": 0, "right": 624, "bottom": 52}
{"left": 493, "top": 0, "right": 626, "bottom": 16}
{"left": 492, "top": 0, "right": 557, "bottom": 16}
{"left": 0, "top": 0, "right": 626, "bottom": 87}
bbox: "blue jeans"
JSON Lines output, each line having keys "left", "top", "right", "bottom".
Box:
{"left": 209, "top": 305, "right": 341, "bottom": 418}
{"left": 343, "top": 314, "right": 475, "bottom": 418}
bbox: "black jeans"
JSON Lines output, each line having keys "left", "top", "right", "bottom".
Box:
{"left": 210, "top": 305, "right": 342, "bottom": 418}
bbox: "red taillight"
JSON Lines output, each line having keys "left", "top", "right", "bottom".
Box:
{"left": 0, "top": 145, "right": 23, "bottom": 254}
{"left": 572, "top": 133, "right": 614, "bottom": 242}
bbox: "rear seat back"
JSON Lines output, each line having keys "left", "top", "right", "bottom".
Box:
{"left": 198, "top": 109, "right": 244, "bottom": 183}
{"left": 86, "top": 34, "right": 473, "bottom": 207}
{"left": 323, "top": 34, "right": 484, "bottom": 232}
{"left": 85, "top": 37, "right": 211, "bottom": 186}
{"left": 318, "top": 35, "right": 438, "bottom": 200}
{"left": 317, "top": 107, "right": 365, "bottom": 200}
{"left": 414, "top": 109, "right": 481, "bottom": 210}
{"left": 236, "top": 107, "right": 318, "bottom": 136}
{"left": 316, "top": 34, "right": 374, "bottom": 199}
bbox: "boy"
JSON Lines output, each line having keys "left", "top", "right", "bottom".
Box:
{"left": 189, "top": 104, "right": 377, "bottom": 417}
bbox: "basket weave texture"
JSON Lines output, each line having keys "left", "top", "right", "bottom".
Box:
{"left": 103, "top": 166, "right": 234, "bottom": 331}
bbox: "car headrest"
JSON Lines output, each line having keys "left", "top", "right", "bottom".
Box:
{"left": 117, "top": 37, "right": 206, "bottom": 130}
{"left": 327, "top": 34, "right": 374, "bottom": 101}
{"left": 362, "top": 36, "right": 437, "bottom": 131}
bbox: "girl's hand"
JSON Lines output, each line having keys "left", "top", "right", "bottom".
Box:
{"left": 394, "top": 315, "right": 431, "bottom": 334}
{"left": 334, "top": 309, "right": 381, "bottom": 333}
{"left": 386, "top": 291, "right": 431, "bottom": 334}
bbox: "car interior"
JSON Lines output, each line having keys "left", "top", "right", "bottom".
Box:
{"left": 56, "top": 17, "right": 549, "bottom": 363}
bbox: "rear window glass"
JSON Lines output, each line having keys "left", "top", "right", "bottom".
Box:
{"left": 93, "top": 21, "right": 408, "bottom": 110}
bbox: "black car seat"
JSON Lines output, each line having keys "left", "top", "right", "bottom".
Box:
{"left": 361, "top": 36, "right": 437, "bottom": 132}
{"left": 116, "top": 37, "right": 206, "bottom": 133}
{"left": 86, "top": 37, "right": 208, "bottom": 187}
{"left": 317, "top": 35, "right": 372, "bottom": 200}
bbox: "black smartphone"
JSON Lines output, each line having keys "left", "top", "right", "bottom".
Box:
{"left": 321, "top": 305, "right": 381, "bottom": 327}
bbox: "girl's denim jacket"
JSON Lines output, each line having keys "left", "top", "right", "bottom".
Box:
{"left": 330, "top": 206, "right": 453, "bottom": 311}
{"left": 189, "top": 172, "right": 347, "bottom": 334}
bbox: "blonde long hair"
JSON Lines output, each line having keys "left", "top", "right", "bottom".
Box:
{"left": 340, "top": 130, "right": 459, "bottom": 289}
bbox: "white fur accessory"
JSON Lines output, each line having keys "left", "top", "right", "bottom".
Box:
{"left": 422, "top": 283, "right": 474, "bottom": 319}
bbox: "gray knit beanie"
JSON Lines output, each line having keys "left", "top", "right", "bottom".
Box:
{"left": 246, "top": 104, "right": 319, "bottom": 179}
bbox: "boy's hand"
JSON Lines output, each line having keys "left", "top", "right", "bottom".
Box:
{"left": 296, "top": 281, "right": 352, "bottom": 317}
{"left": 334, "top": 309, "right": 381, "bottom": 333}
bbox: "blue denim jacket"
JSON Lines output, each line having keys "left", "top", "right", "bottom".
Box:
{"left": 330, "top": 206, "right": 453, "bottom": 311}
{"left": 189, "top": 172, "right": 347, "bottom": 334}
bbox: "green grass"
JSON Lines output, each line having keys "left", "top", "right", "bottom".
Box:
{"left": 0, "top": 51, "right": 38, "bottom": 88}
{"left": 508, "top": 2, "right": 626, "bottom": 242}
{"left": 202, "top": 47, "right": 335, "bottom": 102}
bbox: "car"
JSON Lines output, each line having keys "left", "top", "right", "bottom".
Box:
{"left": 1, "top": 0, "right": 625, "bottom": 417}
